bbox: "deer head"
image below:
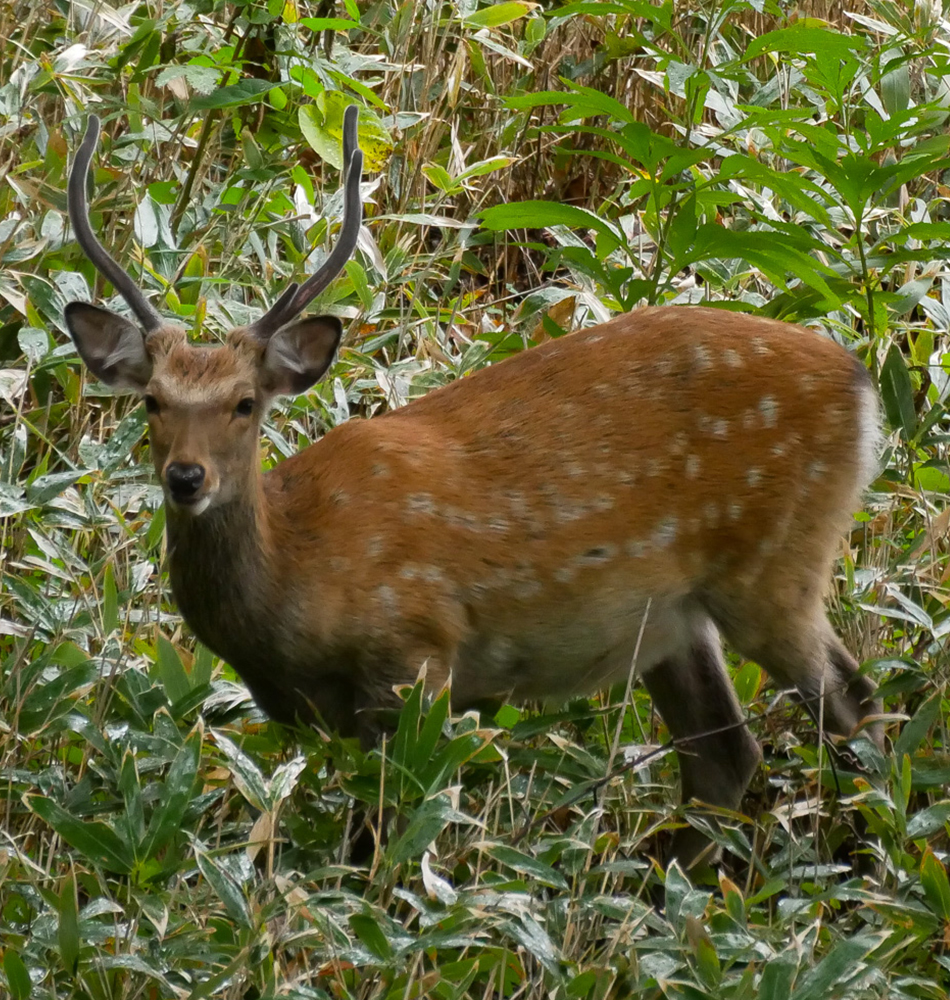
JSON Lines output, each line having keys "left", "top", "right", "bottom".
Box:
{"left": 64, "top": 108, "right": 364, "bottom": 515}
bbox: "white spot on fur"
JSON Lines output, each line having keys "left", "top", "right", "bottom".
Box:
{"left": 555, "top": 566, "right": 576, "bottom": 584}
{"left": 618, "top": 469, "right": 637, "bottom": 487}
{"left": 366, "top": 536, "right": 384, "bottom": 558}
{"left": 758, "top": 396, "right": 779, "bottom": 428}
{"left": 746, "top": 467, "right": 762, "bottom": 488}
{"left": 647, "top": 458, "right": 667, "bottom": 478}
{"left": 406, "top": 493, "right": 436, "bottom": 515}
{"left": 652, "top": 516, "right": 678, "bottom": 548}
{"left": 693, "top": 343, "right": 713, "bottom": 370}
{"left": 376, "top": 585, "right": 398, "bottom": 611}
{"left": 771, "top": 441, "right": 788, "bottom": 457}
{"left": 565, "top": 461, "right": 585, "bottom": 478}
{"left": 685, "top": 454, "right": 701, "bottom": 479}
{"left": 713, "top": 418, "right": 729, "bottom": 439}
{"left": 704, "top": 502, "right": 719, "bottom": 525}
{"left": 626, "top": 539, "right": 647, "bottom": 558}
{"left": 751, "top": 337, "right": 771, "bottom": 356}
{"left": 742, "top": 409, "right": 756, "bottom": 431}
{"left": 807, "top": 461, "right": 826, "bottom": 480}
{"left": 723, "top": 348, "right": 743, "bottom": 368}
{"left": 728, "top": 501, "right": 743, "bottom": 522}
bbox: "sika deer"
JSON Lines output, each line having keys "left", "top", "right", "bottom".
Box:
{"left": 65, "top": 110, "right": 882, "bottom": 867}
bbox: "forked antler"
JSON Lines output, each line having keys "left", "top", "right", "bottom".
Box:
{"left": 68, "top": 106, "right": 365, "bottom": 339}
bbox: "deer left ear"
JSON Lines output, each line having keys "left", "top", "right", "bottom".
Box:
{"left": 260, "top": 317, "right": 343, "bottom": 396}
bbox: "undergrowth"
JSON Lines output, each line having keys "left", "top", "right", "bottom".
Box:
{"left": 1, "top": 0, "right": 950, "bottom": 997}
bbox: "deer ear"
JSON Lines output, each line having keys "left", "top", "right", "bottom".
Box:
{"left": 65, "top": 302, "right": 152, "bottom": 391}
{"left": 261, "top": 316, "right": 342, "bottom": 396}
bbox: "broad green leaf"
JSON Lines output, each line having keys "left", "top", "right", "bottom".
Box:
{"left": 389, "top": 795, "right": 459, "bottom": 864}
{"left": 879, "top": 343, "right": 916, "bottom": 441}
{"left": 155, "top": 635, "right": 191, "bottom": 705}
{"left": 906, "top": 802, "right": 950, "bottom": 840}
{"left": 195, "top": 850, "right": 251, "bottom": 928}
{"left": 102, "top": 563, "right": 118, "bottom": 636}
{"left": 483, "top": 844, "right": 569, "bottom": 889}
{"left": 300, "top": 16, "right": 360, "bottom": 30}
{"left": 2, "top": 949, "right": 31, "bottom": 1000}
{"left": 25, "top": 795, "right": 134, "bottom": 874}
{"left": 790, "top": 935, "right": 876, "bottom": 1000}
{"left": 921, "top": 849, "right": 950, "bottom": 920}
{"left": 895, "top": 691, "right": 942, "bottom": 759}
{"left": 747, "top": 25, "right": 866, "bottom": 60}
{"left": 214, "top": 732, "right": 269, "bottom": 810}
{"left": 465, "top": 2, "right": 537, "bottom": 29}
{"left": 349, "top": 912, "right": 393, "bottom": 960}
{"left": 190, "top": 80, "right": 283, "bottom": 111}
{"left": 480, "top": 200, "right": 624, "bottom": 252}
{"left": 58, "top": 871, "right": 80, "bottom": 974}
{"left": 142, "top": 725, "right": 202, "bottom": 858}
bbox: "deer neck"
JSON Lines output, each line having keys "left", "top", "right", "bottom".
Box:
{"left": 164, "top": 476, "right": 276, "bottom": 668}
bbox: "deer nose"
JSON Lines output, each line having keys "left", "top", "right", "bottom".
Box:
{"left": 166, "top": 462, "right": 206, "bottom": 501}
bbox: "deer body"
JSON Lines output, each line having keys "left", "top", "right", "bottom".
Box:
{"left": 65, "top": 112, "right": 882, "bottom": 867}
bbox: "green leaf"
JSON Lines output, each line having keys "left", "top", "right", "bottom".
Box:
{"left": 388, "top": 794, "right": 459, "bottom": 864}
{"left": 895, "top": 691, "right": 941, "bottom": 759}
{"left": 299, "top": 16, "right": 359, "bottom": 30}
{"left": 746, "top": 25, "right": 866, "bottom": 60}
{"left": 465, "top": 2, "right": 537, "bottom": 29}
{"left": 483, "top": 844, "right": 569, "bottom": 889}
{"left": 195, "top": 850, "right": 251, "bottom": 928}
{"left": 25, "top": 795, "right": 134, "bottom": 874}
{"left": 155, "top": 635, "right": 191, "bottom": 705}
{"left": 879, "top": 343, "right": 917, "bottom": 441}
{"left": 2, "top": 949, "right": 31, "bottom": 1000}
{"left": 479, "top": 200, "right": 624, "bottom": 252}
{"left": 789, "top": 935, "right": 876, "bottom": 1000}
{"left": 190, "top": 80, "right": 283, "bottom": 111}
{"left": 214, "top": 732, "right": 269, "bottom": 810}
{"left": 58, "top": 871, "right": 80, "bottom": 974}
{"left": 142, "top": 725, "right": 202, "bottom": 859}
{"left": 349, "top": 911, "right": 393, "bottom": 960}
{"left": 906, "top": 801, "right": 950, "bottom": 840}
{"left": 921, "top": 849, "right": 950, "bottom": 920}
{"left": 102, "top": 563, "right": 118, "bottom": 636}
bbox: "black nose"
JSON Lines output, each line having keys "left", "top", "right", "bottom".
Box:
{"left": 166, "top": 462, "right": 206, "bottom": 500}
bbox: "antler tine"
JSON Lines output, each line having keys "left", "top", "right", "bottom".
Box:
{"left": 249, "top": 105, "right": 363, "bottom": 341}
{"left": 68, "top": 115, "right": 164, "bottom": 334}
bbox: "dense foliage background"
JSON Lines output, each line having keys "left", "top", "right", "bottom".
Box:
{"left": 2, "top": 0, "right": 950, "bottom": 996}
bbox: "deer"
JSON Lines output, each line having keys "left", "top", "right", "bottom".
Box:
{"left": 64, "top": 108, "right": 883, "bottom": 868}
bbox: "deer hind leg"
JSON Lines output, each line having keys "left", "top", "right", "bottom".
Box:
{"left": 706, "top": 593, "right": 882, "bottom": 749}
{"left": 640, "top": 611, "right": 762, "bottom": 869}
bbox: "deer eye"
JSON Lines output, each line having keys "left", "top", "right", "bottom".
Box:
{"left": 144, "top": 395, "right": 160, "bottom": 414}
{"left": 234, "top": 397, "right": 255, "bottom": 417}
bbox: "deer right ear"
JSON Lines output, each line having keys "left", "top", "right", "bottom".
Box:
{"left": 261, "top": 316, "right": 343, "bottom": 396}
{"left": 64, "top": 302, "right": 152, "bottom": 391}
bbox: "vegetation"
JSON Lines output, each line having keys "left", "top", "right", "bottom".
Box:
{"left": 1, "top": 0, "right": 950, "bottom": 996}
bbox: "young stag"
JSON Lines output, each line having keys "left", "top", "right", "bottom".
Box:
{"left": 66, "top": 109, "right": 882, "bottom": 867}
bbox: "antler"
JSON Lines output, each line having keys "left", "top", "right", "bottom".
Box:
{"left": 68, "top": 115, "right": 164, "bottom": 334}
{"left": 248, "top": 104, "right": 364, "bottom": 340}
